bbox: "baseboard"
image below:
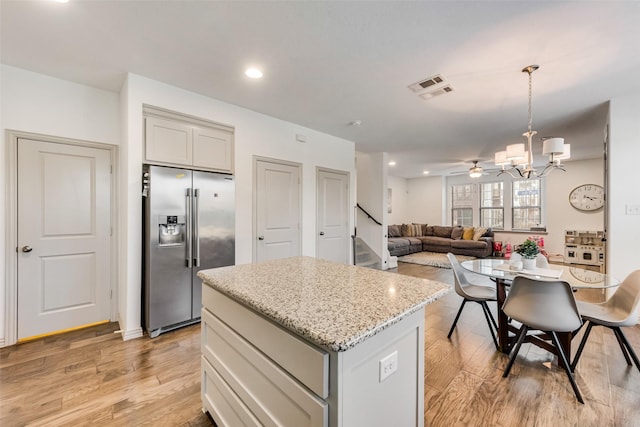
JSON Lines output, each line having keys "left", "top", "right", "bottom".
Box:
{"left": 0, "top": 338, "right": 5, "bottom": 348}
{"left": 121, "top": 327, "right": 144, "bottom": 341}
{"left": 116, "top": 316, "right": 144, "bottom": 341}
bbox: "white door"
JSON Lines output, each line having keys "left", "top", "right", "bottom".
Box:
{"left": 255, "top": 159, "right": 301, "bottom": 262}
{"left": 17, "top": 138, "right": 112, "bottom": 340}
{"left": 317, "top": 169, "right": 350, "bottom": 264}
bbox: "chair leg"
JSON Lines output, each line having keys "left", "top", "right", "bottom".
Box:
{"left": 479, "top": 301, "right": 499, "bottom": 350}
{"left": 612, "top": 327, "right": 634, "bottom": 366}
{"left": 503, "top": 325, "right": 528, "bottom": 378}
{"left": 613, "top": 327, "right": 640, "bottom": 372}
{"left": 550, "top": 331, "right": 584, "bottom": 404}
{"left": 447, "top": 299, "right": 467, "bottom": 339}
{"left": 570, "top": 321, "right": 594, "bottom": 372}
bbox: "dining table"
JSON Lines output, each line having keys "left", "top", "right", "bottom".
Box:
{"left": 460, "top": 259, "right": 620, "bottom": 356}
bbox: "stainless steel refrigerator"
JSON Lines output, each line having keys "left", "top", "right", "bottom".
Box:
{"left": 142, "top": 164, "right": 235, "bottom": 338}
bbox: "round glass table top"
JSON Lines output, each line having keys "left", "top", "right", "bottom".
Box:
{"left": 461, "top": 259, "right": 619, "bottom": 289}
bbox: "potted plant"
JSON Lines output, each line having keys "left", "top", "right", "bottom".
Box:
{"left": 516, "top": 239, "right": 540, "bottom": 270}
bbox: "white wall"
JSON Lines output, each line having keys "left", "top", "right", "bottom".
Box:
{"left": 387, "top": 175, "right": 409, "bottom": 224}
{"left": 1, "top": 65, "right": 120, "bottom": 346}
{"left": 1, "top": 66, "right": 355, "bottom": 345}
{"left": 542, "top": 158, "right": 604, "bottom": 257}
{"left": 120, "top": 74, "right": 355, "bottom": 339}
{"left": 405, "top": 176, "right": 446, "bottom": 226}
{"left": 608, "top": 95, "right": 640, "bottom": 282}
{"left": 356, "top": 152, "right": 387, "bottom": 268}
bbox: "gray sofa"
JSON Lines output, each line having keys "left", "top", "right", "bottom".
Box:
{"left": 388, "top": 224, "right": 494, "bottom": 258}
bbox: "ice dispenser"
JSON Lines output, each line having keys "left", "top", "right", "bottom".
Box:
{"left": 158, "top": 215, "right": 185, "bottom": 246}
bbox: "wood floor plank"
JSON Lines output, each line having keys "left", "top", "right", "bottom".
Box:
{"left": 424, "top": 370, "right": 485, "bottom": 426}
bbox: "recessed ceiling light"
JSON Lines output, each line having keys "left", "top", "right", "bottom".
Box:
{"left": 423, "top": 170, "right": 430, "bottom": 175}
{"left": 350, "top": 120, "right": 362, "bottom": 126}
{"left": 245, "top": 68, "right": 263, "bottom": 79}
{"left": 388, "top": 161, "right": 396, "bottom": 166}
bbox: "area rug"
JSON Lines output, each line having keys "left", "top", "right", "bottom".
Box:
{"left": 397, "top": 251, "right": 475, "bottom": 269}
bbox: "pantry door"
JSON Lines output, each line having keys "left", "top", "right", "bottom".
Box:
{"left": 316, "top": 168, "right": 350, "bottom": 264}
{"left": 17, "top": 138, "right": 112, "bottom": 340}
{"left": 254, "top": 158, "right": 301, "bottom": 262}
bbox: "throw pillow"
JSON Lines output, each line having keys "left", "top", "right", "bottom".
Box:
{"left": 473, "top": 227, "right": 489, "bottom": 241}
{"left": 411, "top": 223, "right": 423, "bottom": 236}
{"left": 462, "top": 227, "right": 475, "bottom": 240}
{"left": 433, "top": 225, "right": 453, "bottom": 238}
{"left": 401, "top": 224, "right": 413, "bottom": 237}
{"left": 388, "top": 225, "right": 401, "bottom": 237}
{"left": 451, "top": 226, "right": 464, "bottom": 240}
{"left": 424, "top": 225, "right": 434, "bottom": 236}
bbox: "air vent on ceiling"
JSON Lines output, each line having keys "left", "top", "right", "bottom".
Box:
{"left": 408, "top": 74, "right": 454, "bottom": 101}
{"left": 408, "top": 74, "right": 446, "bottom": 92}
{"left": 418, "top": 85, "right": 454, "bottom": 100}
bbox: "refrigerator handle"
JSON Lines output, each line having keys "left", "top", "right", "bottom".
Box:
{"left": 194, "top": 188, "right": 200, "bottom": 267}
{"left": 185, "top": 188, "right": 192, "bottom": 268}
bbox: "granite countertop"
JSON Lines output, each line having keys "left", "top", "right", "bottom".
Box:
{"left": 198, "top": 256, "right": 450, "bottom": 352}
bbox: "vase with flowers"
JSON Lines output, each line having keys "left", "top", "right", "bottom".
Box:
{"left": 516, "top": 239, "right": 540, "bottom": 270}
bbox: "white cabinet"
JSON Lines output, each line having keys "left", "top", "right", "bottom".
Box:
{"left": 201, "top": 286, "right": 328, "bottom": 426}
{"left": 144, "top": 107, "right": 234, "bottom": 173}
{"left": 201, "top": 284, "right": 425, "bottom": 427}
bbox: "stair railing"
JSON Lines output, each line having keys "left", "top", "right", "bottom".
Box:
{"left": 356, "top": 203, "right": 382, "bottom": 226}
{"left": 353, "top": 203, "right": 382, "bottom": 265}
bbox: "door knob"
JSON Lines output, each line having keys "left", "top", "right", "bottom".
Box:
{"left": 258, "top": 236, "right": 265, "bottom": 240}
{"left": 319, "top": 232, "right": 325, "bottom": 236}
{"left": 22, "top": 245, "right": 33, "bottom": 253}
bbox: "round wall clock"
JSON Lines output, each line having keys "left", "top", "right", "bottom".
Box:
{"left": 569, "top": 184, "right": 604, "bottom": 211}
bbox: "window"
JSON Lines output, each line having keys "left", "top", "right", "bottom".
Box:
{"left": 480, "top": 182, "right": 504, "bottom": 229}
{"left": 451, "top": 184, "right": 473, "bottom": 227}
{"left": 512, "top": 179, "right": 541, "bottom": 230}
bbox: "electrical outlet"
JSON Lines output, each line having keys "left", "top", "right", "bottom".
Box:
{"left": 379, "top": 350, "right": 398, "bottom": 382}
{"left": 626, "top": 204, "right": 640, "bottom": 215}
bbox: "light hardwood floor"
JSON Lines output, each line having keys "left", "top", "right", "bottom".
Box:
{"left": 1, "top": 262, "right": 639, "bottom": 426}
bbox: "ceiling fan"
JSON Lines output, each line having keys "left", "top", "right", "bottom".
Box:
{"left": 449, "top": 160, "right": 489, "bottom": 178}
{"left": 468, "top": 161, "right": 483, "bottom": 178}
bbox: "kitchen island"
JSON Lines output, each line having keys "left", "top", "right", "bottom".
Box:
{"left": 198, "top": 256, "right": 449, "bottom": 427}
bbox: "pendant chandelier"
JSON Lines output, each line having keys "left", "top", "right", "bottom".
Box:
{"left": 495, "top": 65, "right": 570, "bottom": 179}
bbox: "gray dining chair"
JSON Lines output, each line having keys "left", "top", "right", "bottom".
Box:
{"left": 502, "top": 276, "right": 584, "bottom": 403}
{"left": 446, "top": 253, "right": 498, "bottom": 349}
{"left": 571, "top": 270, "right": 640, "bottom": 373}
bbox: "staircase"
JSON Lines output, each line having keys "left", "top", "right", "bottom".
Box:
{"left": 353, "top": 237, "right": 382, "bottom": 270}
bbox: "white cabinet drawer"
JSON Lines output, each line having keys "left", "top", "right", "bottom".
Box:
{"left": 201, "top": 356, "right": 261, "bottom": 427}
{"left": 202, "top": 285, "right": 329, "bottom": 398}
{"left": 202, "top": 309, "right": 328, "bottom": 427}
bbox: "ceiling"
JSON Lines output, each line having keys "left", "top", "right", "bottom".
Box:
{"left": 2, "top": 1, "right": 639, "bottom": 178}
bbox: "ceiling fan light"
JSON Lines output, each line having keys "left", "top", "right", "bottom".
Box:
{"left": 506, "top": 143, "right": 525, "bottom": 160}
{"left": 469, "top": 162, "right": 483, "bottom": 178}
{"left": 469, "top": 169, "right": 483, "bottom": 178}
{"left": 542, "top": 137, "right": 565, "bottom": 155}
